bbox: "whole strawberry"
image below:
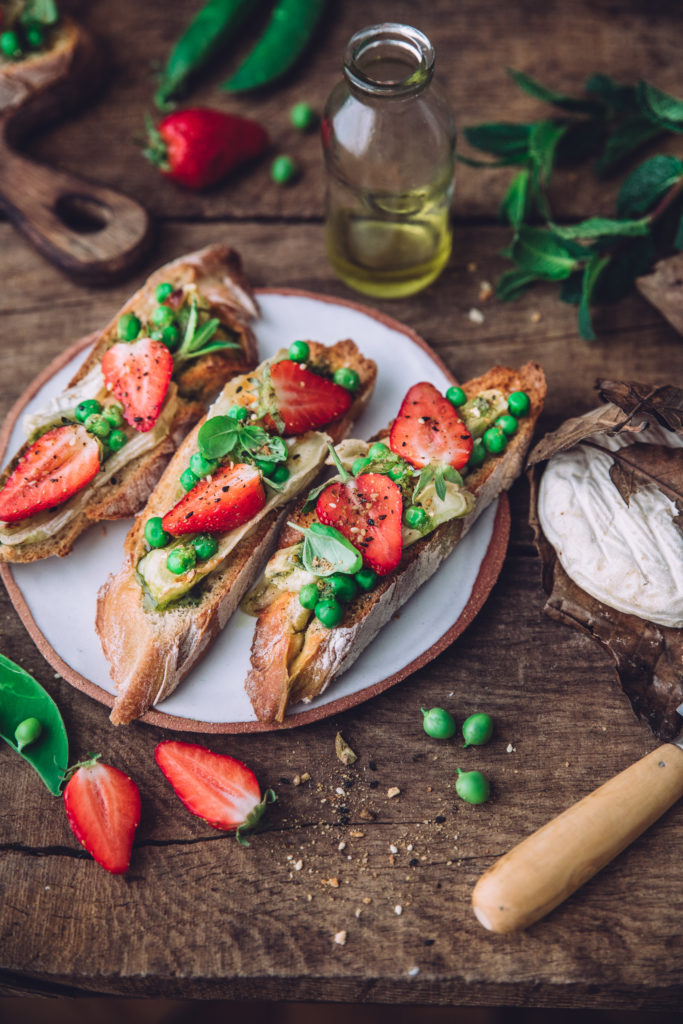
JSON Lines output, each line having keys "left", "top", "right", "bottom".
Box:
{"left": 144, "top": 108, "right": 269, "bottom": 189}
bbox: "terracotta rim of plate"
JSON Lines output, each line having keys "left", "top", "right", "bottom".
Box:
{"left": 0, "top": 288, "right": 510, "bottom": 733}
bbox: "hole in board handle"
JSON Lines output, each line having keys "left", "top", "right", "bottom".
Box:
{"left": 54, "top": 194, "right": 111, "bottom": 234}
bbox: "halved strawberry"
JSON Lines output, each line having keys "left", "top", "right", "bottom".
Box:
{"left": 63, "top": 755, "right": 141, "bottom": 874}
{"left": 317, "top": 473, "right": 403, "bottom": 576}
{"left": 162, "top": 461, "right": 266, "bottom": 535}
{"left": 155, "top": 741, "right": 275, "bottom": 845}
{"left": 101, "top": 338, "right": 173, "bottom": 433}
{"left": 0, "top": 424, "right": 101, "bottom": 523}
{"left": 266, "top": 360, "right": 352, "bottom": 435}
{"left": 389, "top": 382, "right": 473, "bottom": 470}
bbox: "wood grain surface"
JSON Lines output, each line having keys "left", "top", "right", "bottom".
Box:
{"left": 0, "top": 0, "right": 682, "bottom": 1009}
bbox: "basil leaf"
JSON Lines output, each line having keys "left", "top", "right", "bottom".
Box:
{"left": 496, "top": 268, "right": 539, "bottom": 301}
{"left": 617, "top": 155, "right": 683, "bottom": 217}
{"left": 464, "top": 123, "right": 533, "bottom": 161}
{"left": 507, "top": 68, "right": 605, "bottom": 117}
{"left": 585, "top": 74, "right": 639, "bottom": 114}
{"left": 637, "top": 80, "right": 683, "bottom": 132}
{"left": 530, "top": 119, "right": 568, "bottom": 186}
{"left": 197, "top": 416, "right": 239, "bottom": 460}
{"left": 578, "top": 252, "right": 610, "bottom": 341}
{"left": 500, "top": 169, "right": 531, "bottom": 229}
{"left": 552, "top": 216, "right": 650, "bottom": 241}
{"left": 292, "top": 522, "right": 362, "bottom": 577}
{"left": 595, "top": 115, "right": 664, "bottom": 177}
{"left": 507, "top": 226, "right": 580, "bottom": 280}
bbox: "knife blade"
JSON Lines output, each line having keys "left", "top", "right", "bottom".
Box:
{"left": 471, "top": 705, "right": 683, "bottom": 933}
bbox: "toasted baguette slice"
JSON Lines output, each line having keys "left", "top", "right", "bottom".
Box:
{"left": 0, "top": 245, "right": 258, "bottom": 563}
{"left": 245, "top": 362, "right": 546, "bottom": 723}
{"left": 96, "top": 340, "right": 377, "bottom": 726}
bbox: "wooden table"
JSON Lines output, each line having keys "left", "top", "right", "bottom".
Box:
{"left": 0, "top": 0, "right": 681, "bottom": 1009}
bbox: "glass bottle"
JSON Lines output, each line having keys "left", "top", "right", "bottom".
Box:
{"left": 322, "top": 23, "right": 456, "bottom": 299}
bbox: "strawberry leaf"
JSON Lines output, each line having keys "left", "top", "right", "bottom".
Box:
{"left": 235, "top": 788, "right": 277, "bottom": 847}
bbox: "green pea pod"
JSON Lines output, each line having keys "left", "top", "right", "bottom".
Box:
{"left": 155, "top": 0, "right": 264, "bottom": 109}
{"left": 0, "top": 654, "right": 68, "bottom": 796}
{"left": 222, "top": 0, "right": 327, "bottom": 93}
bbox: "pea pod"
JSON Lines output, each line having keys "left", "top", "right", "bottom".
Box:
{"left": 155, "top": 0, "right": 263, "bottom": 109}
{"left": 0, "top": 654, "right": 68, "bottom": 796}
{"left": 222, "top": 0, "right": 327, "bottom": 93}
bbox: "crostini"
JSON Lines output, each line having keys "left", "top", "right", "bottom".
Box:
{"left": 96, "top": 339, "right": 377, "bottom": 726}
{"left": 243, "top": 362, "right": 546, "bottom": 723}
{"left": 0, "top": 245, "right": 258, "bottom": 563}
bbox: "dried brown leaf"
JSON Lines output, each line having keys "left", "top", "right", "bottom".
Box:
{"left": 597, "top": 379, "right": 683, "bottom": 433}
{"left": 585, "top": 441, "right": 683, "bottom": 507}
{"left": 526, "top": 404, "right": 644, "bottom": 468}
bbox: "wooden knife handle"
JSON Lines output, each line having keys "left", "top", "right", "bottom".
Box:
{"left": 472, "top": 743, "right": 683, "bottom": 933}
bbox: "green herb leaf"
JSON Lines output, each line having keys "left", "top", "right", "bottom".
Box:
{"left": 675, "top": 210, "right": 683, "bottom": 251}
{"left": 529, "top": 119, "right": 569, "bottom": 186}
{"left": 507, "top": 68, "right": 605, "bottom": 116}
{"left": 441, "top": 465, "right": 465, "bottom": 487}
{"left": 578, "top": 252, "right": 611, "bottom": 341}
{"left": 186, "top": 317, "right": 220, "bottom": 353}
{"left": 463, "top": 123, "right": 533, "bottom": 162}
{"left": 593, "top": 235, "right": 656, "bottom": 304}
{"left": 197, "top": 416, "right": 239, "bottom": 460}
{"left": 434, "top": 467, "right": 447, "bottom": 501}
{"left": 585, "top": 74, "right": 639, "bottom": 114}
{"left": 0, "top": 654, "right": 68, "bottom": 796}
{"left": 617, "top": 155, "right": 683, "bottom": 217}
{"left": 560, "top": 272, "right": 584, "bottom": 305}
{"left": 302, "top": 478, "right": 337, "bottom": 513}
{"left": 412, "top": 464, "right": 435, "bottom": 502}
{"left": 496, "top": 268, "right": 539, "bottom": 301}
{"left": 595, "top": 115, "right": 665, "bottom": 177}
{"left": 552, "top": 216, "right": 651, "bottom": 240}
{"left": 507, "top": 226, "right": 580, "bottom": 280}
{"left": 637, "top": 80, "right": 683, "bottom": 132}
{"left": 235, "top": 788, "right": 277, "bottom": 847}
{"left": 20, "top": 0, "right": 59, "bottom": 26}
{"left": 500, "top": 169, "right": 531, "bottom": 229}
{"left": 292, "top": 521, "right": 362, "bottom": 577}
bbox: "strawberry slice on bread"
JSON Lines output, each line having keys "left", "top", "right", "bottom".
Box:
{"left": 0, "top": 424, "right": 100, "bottom": 523}
{"left": 267, "top": 360, "right": 352, "bottom": 435}
{"left": 162, "top": 462, "right": 266, "bottom": 535}
{"left": 389, "top": 381, "right": 473, "bottom": 470}
{"left": 102, "top": 338, "right": 173, "bottom": 433}
{"left": 317, "top": 473, "right": 403, "bottom": 576}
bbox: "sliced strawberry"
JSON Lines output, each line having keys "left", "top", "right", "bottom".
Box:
{"left": 162, "top": 461, "right": 266, "bottom": 536}
{"left": 389, "top": 382, "right": 473, "bottom": 470}
{"left": 101, "top": 338, "right": 173, "bottom": 433}
{"left": 63, "top": 755, "right": 141, "bottom": 874}
{"left": 0, "top": 424, "right": 100, "bottom": 523}
{"left": 155, "top": 741, "right": 275, "bottom": 844}
{"left": 266, "top": 360, "right": 352, "bottom": 435}
{"left": 317, "top": 473, "right": 403, "bottom": 576}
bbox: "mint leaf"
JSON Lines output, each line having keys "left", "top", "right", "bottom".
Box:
{"left": 463, "top": 123, "right": 532, "bottom": 162}
{"left": 496, "top": 268, "right": 539, "bottom": 301}
{"left": 530, "top": 120, "right": 568, "bottom": 186}
{"left": 293, "top": 522, "right": 362, "bottom": 577}
{"left": 593, "top": 235, "right": 655, "bottom": 304}
{"left": 585, "top": 74, "right": 639, "bottom": 114}
{"left": 552, "top": 216, "right": 650, "bottom": 240}
{"left": 500, "top": 169, "right": 531, "bottom": 229}
{"left": 197, "top": 416, "right": 239, "bottom": 460}
{"left": 507, "top": 69, "right": 604, "bottom": 116}
{"left": 595, "top": 115, "right": 665, "bottom": 177}
{"left": 617, "top": 155, "right": 683, "bottom": 217}
{"left": 507, "top": 226, "right": 580, "bottom": 280}
{"left": 637, "top": 81, "right": 683, "bottom": 132}
{"left": 578, "top": 252, "right": 610, "bottom": 341}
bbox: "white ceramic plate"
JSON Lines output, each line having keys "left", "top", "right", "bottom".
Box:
{"left": 0, "top": 290, "right": 508, "bottom": 732}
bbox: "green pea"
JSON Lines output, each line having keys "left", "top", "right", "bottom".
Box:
{"left": 507, "top": 391, "right": 530, "bottom": 418}
{"left": 117, "top": 313, "right": 141, "bottom": 341}
{"left": 167, "top": 545, "right": 196, "bottom": 575}
{"left": 152, "top": 305, "right": 175, "bottom": 328}
{"left": 254, "top": 458, "right": 277, "bottom": 477}
{"left": 14, "top": 717, "right": 42, "bottom": 751}
{"left": 496, "top": 414, "right": 518, "bottom": 436}
{"left": 0, "top": 31, "right": 22, "bottom": 58}
{"left": 299, "top": 582, "right": 320, "bottom": 610}
{"left": 290, "top": 102, "right": 316, "bottom": 130}
{"left": 368, "top": 442, "right": 389, "bottom": 460}
{"left": 455, "top": 768, "right": 491, "bottom": 805}
{"left": 483, "top": 427, "right": 507, "bottom": 454}
{"left": 180, "top": 468, "right": 199, "bottom": 491}
{"left": 84, "top": 413, "right": 111, "bottom": 439}
{"left": 467, "top": 438, "right": 486, "bottom": 469}
{"left": 194, "top": 534, "right": 218, "bottom": 560}
{"left": 24, "top": 25, "right": 44, "bottom": 50}
{"left": 355, "top": 567, "right": 378, "bottom": 592}
{"left": 314, "top": 598, "right": 344, "bottom": 628}
{"left": 462, "top": 712, "right": 494, "bottom": 748}
{"left": 333, "top": 367, "right": 360, "bottom": 392}
{"left": 421, "top": 706, "right": 456, "bottom": 740}
{"left": 352, "top": 456, "right": 372, "bottom": 477}
{"left": 288, "top": 340, "right": 310, "bottom": 362}
{"left": 155, "top": 282, "right": 174, "bottom": 302}
{"left": 328, "top": 573, "right": 357, "bottom": 604}
{"left": 74, "top": 398, "right": 101, "bottom": 423}
{"left": 271, "top": 155, "right": 298, "bottom": 184}
{"left": 189, "top": 452, "right": 219, "bottom": 478}
{"left": 161, "top": 325, "right": 180, "bottom": 350}
{"left": 108, "top": 429, "right": 128, "bottom": 451}
{"left": 228, "top": 405, "right": 249, "bottom": 421}
{"left": 387, "top": 464, "right": 405, "bottom": 481}
{"left": 145, "top": 516, "right": 170, "bottom": 549}
{"left": 446, "top": 385, "right": 467, "bottom": 408}
{"left": 404, "top": 505, "right": 428, "bottom": 530}
{"left": 103, "top": 403, "right": 124, "bottom": 427}
{"left": 269, "top": 464, "right": 290, "bottom": 485}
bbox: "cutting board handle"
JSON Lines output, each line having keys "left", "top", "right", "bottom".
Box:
{"left": 0, "top": 146, "right": 153, "bottom": 284}
{"left": 472, "top": 742, "right": 683, "bottom": 933}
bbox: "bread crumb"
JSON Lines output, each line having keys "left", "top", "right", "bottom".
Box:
{"left": 506, "top": 743, "right": 516, "bottom": 753}
{"left": 389, "top": 844, "right": 398, "bottom": 854}
{"left": 530, "top": 311, "right": 542, "bottom": 323}
{"left": 362, "top": 897, "right": 372, "bottom": 905}
{"left": 387, "top": 787, "right": 401, "bottom": 799}
{"left": 478, "top": 281, "right": 493, "bottom": 301}
{"left": 468, "top": 308, "right": 485, "bottom": 325}
{"left": 338, "top": 841, "right": 346, "bottom": 851}
{"left": 408, "top": 966, "right": 420, "bottom": 977}
{"left": 334, "top": 930, "right": 347, "bottom": 945}
{"left": 350, "top": 830, "right": 365, "bottom": 839}
{"left": 395, "top": 905, "right": 403, "bottom": 915}
{"left": 467, "top": 261, "right": 477, "bottom": 272}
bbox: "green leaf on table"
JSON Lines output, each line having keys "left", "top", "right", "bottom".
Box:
{"left": 593, "top": 235, "right": 656, "bottom": 303}
{"left": 556, "top": 118, "right": 606, "bottom": 165}
{"left": 529, "top": 119, "right": 568, "bottom": 186}
{"left": 617, "top": 155, "right": 683, "bottom": 217}
{"left": 585, "top": 74, "right": 639, "bottom": 113}
{"left": 463, "top": 123, "right": 533, "bottom": 162}
{"left": 578, "top": 252, "right": 611, "bottom": 341}
{"left": 595, "top": 115, "right": 665, "bottom": 177}
{"left": 496, "top": 268, "right": 539, "bottom": 301}
{"left": 506, "top": 226, "right": 580, "bottom": 280}
{"left": 560, "top": 272, "right": 584, "bottom": 305}
{"left": 507, "top": 69, "right": 604, "bottom": 116}
{"left": 637, "top": 80, "right": 683, "bottom": 132}
{"left": 500, "top": 169, "right": 531, "bottom": 229}
{"left": 552, "top": 216, "right": 651, "bottom": 240}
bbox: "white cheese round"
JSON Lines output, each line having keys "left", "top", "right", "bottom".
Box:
{"left": 537, "top": 426, "right": 683, "bottom": 628}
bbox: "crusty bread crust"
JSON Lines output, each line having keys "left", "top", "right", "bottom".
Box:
{"left": 96, "top": 340, "right": 377, "bottom": 725}
{"left": 0, "top": 245, "right": 258, "bottom": 564}
{"left": 246, "top": 362, "right": 546, "bottom": 723}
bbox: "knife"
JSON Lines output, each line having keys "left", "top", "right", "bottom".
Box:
{"left": 471, "top": 705, "right": 683, "bottom": 933}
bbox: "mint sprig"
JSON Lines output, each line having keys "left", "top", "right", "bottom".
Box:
{"left": 174, "top": 296, "right": 241, "bottom": 366}
{"left": 197, "top": 416, "right": 288, "bottom": 465}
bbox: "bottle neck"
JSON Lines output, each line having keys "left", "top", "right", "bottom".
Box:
{"left": 343, "top": 23, "right": 435, "bottom": 99}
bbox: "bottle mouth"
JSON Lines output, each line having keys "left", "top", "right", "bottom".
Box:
{"left": 343, "top": 23, "right": 435, "bottom": 97}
